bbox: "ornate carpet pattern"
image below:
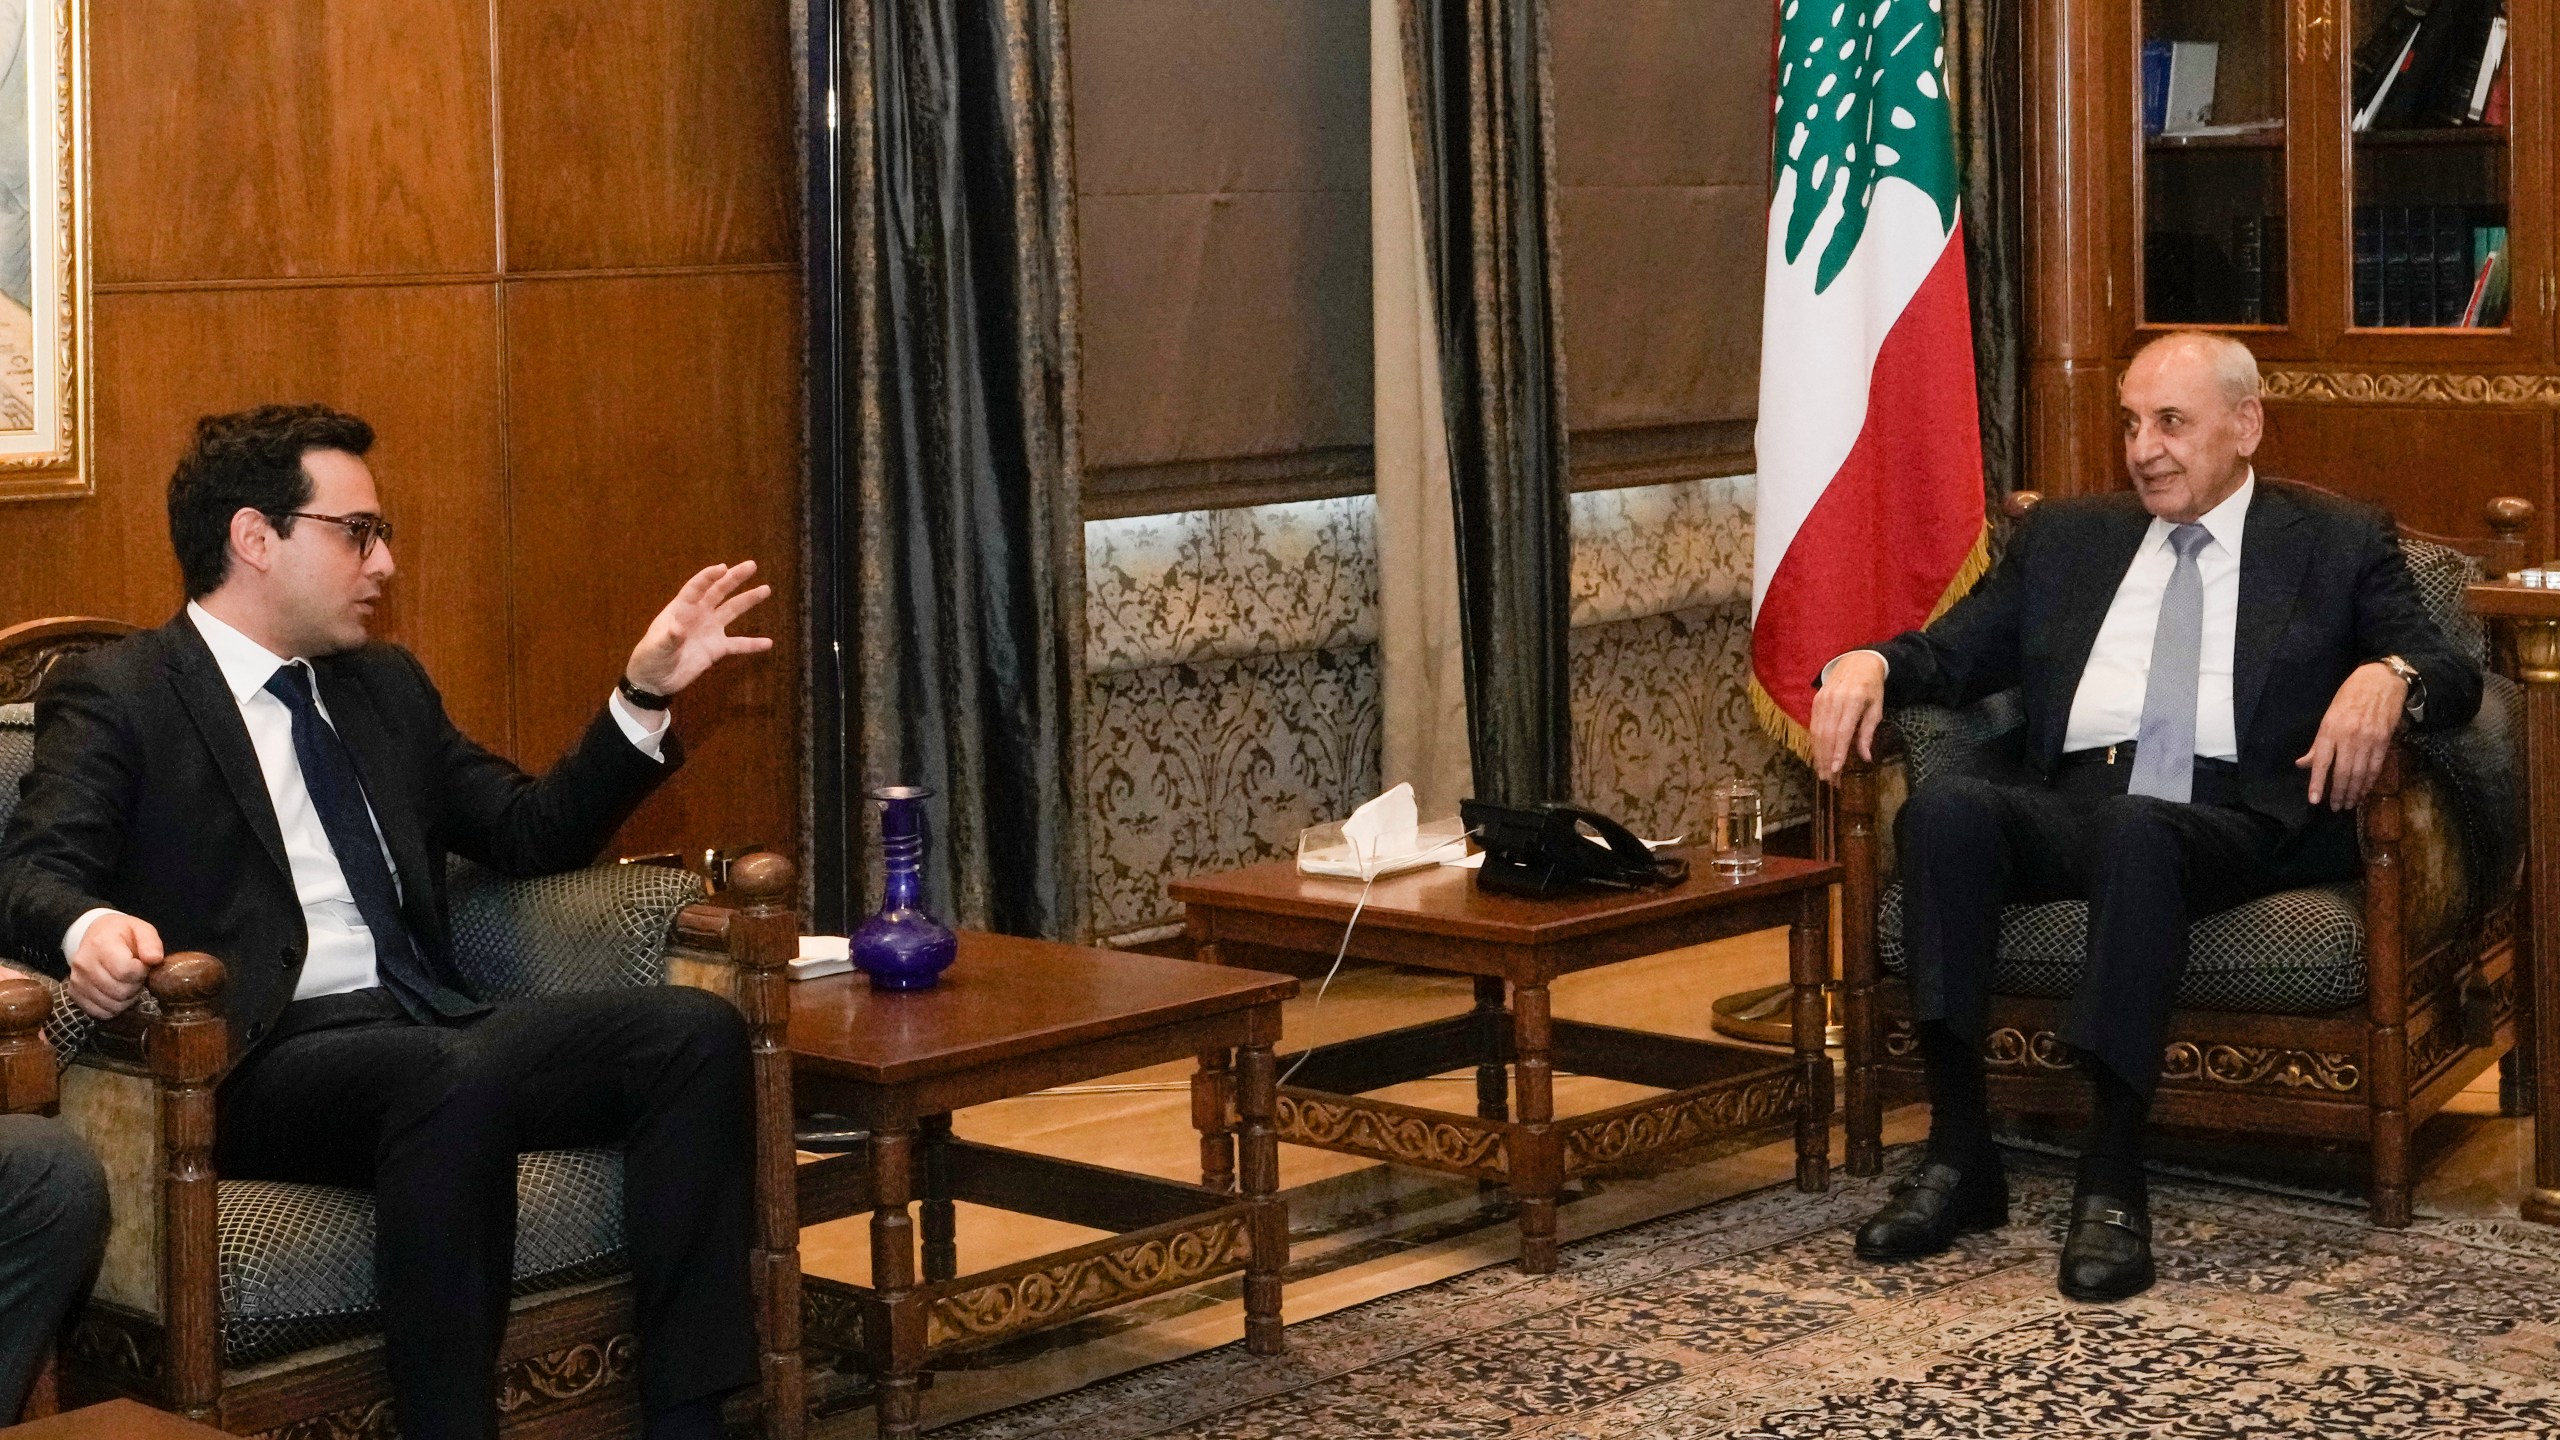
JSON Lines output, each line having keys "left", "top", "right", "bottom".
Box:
{"left": 935, "top": 1158, "right": 2560, "bottom": 1437}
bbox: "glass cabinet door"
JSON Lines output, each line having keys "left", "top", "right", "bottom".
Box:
{"left": 2140, "top": 0, "right": 2293, "bottom": 327}
{"left": 2344, "top": 0, "right": 2513, "bottom": 330}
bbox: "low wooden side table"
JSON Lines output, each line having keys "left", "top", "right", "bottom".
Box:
{"left": 1171, "top": 854, "right": 1840, "bottom": 1274}
{"left": 2469, "top": 579, "right": 2560, "bottom": 1224}
{"left": 788, "top": 934, "right": 1298, "bottom": 1440}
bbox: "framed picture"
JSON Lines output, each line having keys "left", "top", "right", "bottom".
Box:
{"left": 0, "top": 0, "right": 84, "bottom": 501}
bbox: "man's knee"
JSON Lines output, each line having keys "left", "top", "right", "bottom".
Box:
{"left": 0, "top": 1114, "right": 109, "bottom": 1252}
{"left": 620, "top": 986, "right": 750, "bottom": 1079}
{"left": 2081, "top": 795, "right": 2187, "bottom": 875}
{"left": 1899, "top": 775, "right": 2007, "bottom": 852}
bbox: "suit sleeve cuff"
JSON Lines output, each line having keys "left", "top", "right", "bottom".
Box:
{"left": 607, "top": 690, "right": 671, "bottom": 762}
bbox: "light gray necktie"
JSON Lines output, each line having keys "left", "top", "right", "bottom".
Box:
{"left": 2127, "top": 523, "right": 2213, "bottom": 802}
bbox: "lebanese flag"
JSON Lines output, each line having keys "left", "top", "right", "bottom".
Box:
{"left": 1749, "top": 0, "right": 1987, "bottom": 758}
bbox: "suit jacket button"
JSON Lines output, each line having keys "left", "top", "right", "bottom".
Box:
{"left": 246, "top": 1021, "right": 265, "bottom": 1042}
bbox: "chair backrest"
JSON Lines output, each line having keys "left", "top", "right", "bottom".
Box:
{"left": 0, "top": 616, "right": 140, "bottom": 706}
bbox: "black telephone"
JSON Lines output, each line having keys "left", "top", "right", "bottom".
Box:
{"left": 1459, "top": 800, "right": 1689, "bottom": 898}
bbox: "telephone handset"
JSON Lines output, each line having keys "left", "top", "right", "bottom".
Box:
{"left": 1459, "top": 800, "right": 1689, "bottom": 898}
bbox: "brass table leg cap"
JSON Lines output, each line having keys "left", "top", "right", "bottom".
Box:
{"left": 2521, "top": 1188, "right": 2560, "bottom": 1227}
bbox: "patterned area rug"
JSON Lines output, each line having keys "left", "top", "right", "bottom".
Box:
{"left": 935, "top": 1153, "right": 2560, "bottom": 1437}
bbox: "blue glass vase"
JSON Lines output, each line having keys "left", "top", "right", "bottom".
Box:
{"left": 852, "top": 785, "right": 958, "bottom": 991}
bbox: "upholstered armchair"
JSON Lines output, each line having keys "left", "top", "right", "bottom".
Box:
{"left": 0, "top": 621, "right": 806, "bottom": 1438}
{"left": 1834, "top": 495, "right": 2532, "bottom": 1227}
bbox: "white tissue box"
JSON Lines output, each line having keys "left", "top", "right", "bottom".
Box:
{"left": 789, "top": 935, "right": 854, "bottom": 981}
{"left": 1296, "top": 816, "right": 1471, "bottom": 879}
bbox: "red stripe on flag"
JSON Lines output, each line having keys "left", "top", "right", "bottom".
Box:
{"left": 1753, "top": 228, "right": 1986, "bottom": 729}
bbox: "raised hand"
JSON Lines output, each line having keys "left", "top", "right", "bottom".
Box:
{"left": 624, "top": 560, "right": 776, "bottom": 698}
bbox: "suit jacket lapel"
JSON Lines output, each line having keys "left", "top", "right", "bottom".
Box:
{"left": 160, "top": 616, "right": 294, "bottom": 886}
{"left": 2042, "top": 502, "right": 2152, "bottom": 756}
{"left": 2233, "top": 482, "right": 2312, "bottom": 747}
{"left": 311, "top": 660, "right": 435, "bottom": 924}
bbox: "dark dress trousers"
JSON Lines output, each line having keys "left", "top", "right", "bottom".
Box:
{"left": 1856, "top": 481, "right": 2482, "bottom": 1091}
{"left": 0, "top": 615, "right": 756, "bottom": 1438}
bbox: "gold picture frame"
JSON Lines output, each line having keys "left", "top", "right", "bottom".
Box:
{"left": 0, "top": 0, "right": 85, "bottom": 501}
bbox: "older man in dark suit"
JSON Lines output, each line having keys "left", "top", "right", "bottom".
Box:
{"left": 1810, "top": 332, "right": 2480, "bottom": 1301}
{"left": 0, "top": 405, "right": 774, "bottom": 1440}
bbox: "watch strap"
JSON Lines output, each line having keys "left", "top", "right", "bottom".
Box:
{"left": 617, "top": 675, "right": 673, "bottom": 711}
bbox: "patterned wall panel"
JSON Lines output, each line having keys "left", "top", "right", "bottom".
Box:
{"left": 1571, "top": 604, "right": 1812, "bottom": 843}
{"left": 1086, "top": 497, "right": 1378, "bottom": 675}
{"left": 1087, "top": 644, "right": 1382, "bottom": 942}
{"left": 1568, "top": 475, "right": 1755, "bottom": 627}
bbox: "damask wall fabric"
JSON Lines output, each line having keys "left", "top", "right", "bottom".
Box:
{"left": 1083, "top": 480, "right": 1811, "bottom": 944}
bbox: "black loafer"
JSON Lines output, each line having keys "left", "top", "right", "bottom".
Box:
{"left": 1854, "top": 1156, "right": 2009, "bottom": 1260}
{"left": 2058, "top": 1190, "right": 2155, "bottom": 1302}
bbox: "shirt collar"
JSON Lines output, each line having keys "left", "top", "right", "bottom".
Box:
{"left": 186, "top": 600, "right": 295, "bottom": 706}
{"left": 2153, "top": 468, "right": 2254, "bottom": 554}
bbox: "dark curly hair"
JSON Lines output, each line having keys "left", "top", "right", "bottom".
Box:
{"left": 167, "top": 404, "right": 375, "bottom": 598}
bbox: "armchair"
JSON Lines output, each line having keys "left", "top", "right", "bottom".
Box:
{"left": 1, "top": 969, "right": 62, "bottom": 1421}
{"left": 0, "top": 620, "right": 806, "bottom": 1438}
{"left": 1835, "top": 494, "right": 2531, "bottom": 1227}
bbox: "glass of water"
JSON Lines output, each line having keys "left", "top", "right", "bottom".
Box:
{"left": 1711, "top": 779, "right": 1763, "bottom": 877}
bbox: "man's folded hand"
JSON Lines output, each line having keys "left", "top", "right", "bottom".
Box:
{"left": 67, "top": 912, "right": 163, "bottom": 1019}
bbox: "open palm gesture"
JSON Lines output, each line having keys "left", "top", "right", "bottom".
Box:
{"left": 624, "top": 560, "right": 775, "bottom": 697}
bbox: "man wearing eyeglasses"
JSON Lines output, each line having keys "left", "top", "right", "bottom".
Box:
{"left": 0, "top": 404, "right": 772, "bottom": 1440}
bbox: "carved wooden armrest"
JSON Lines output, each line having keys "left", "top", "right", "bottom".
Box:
{"left": 0, "top": 973, "right": 53, "bottom": 1114}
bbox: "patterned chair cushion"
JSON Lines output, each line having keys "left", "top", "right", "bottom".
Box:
{"left": 1876, "top": 879, "right": 2368, "bottom": 1013}
{"left": 447, "top": 859, "right": 704, "bottom": 999}
{"left": 219, "top": 1148, "right": 627, "bottom": 1367}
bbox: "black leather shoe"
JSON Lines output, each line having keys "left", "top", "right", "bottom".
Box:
{"left": 1854, "top": 1156, "right": 2009, "bottom": 1260}
{"left": 2058, "top": 1190, "right": 2155, "bottom": 1302}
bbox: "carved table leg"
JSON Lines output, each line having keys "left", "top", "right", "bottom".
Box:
{"left": 920, "top": 1113, "right": 956, "bottom": 1283}
{"left": 1512, "top": 981, "right": 1561, "bottom": 1274}
{"left": 1473, "top": 977, "right": 1510, "bottom": 1122}
{"left": 1189, "top": 922, "right": 1239, "bottom": 1191}
{"left": 2516, "top": 619, "right": 2560, "bottom": 1225}
{"left": 870, "top": 1120, "right": 923, "bottom": 1439}
{"left": 1791, "top": 888, "right": 1834, "bottom": 1193}
{"left": 1238, "top": 1006, "right": 1287, "bottom": 1355}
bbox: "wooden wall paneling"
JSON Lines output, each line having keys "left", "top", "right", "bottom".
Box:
{"left": 2022, "top": 0, "right": 2128, "bottom": 496}
{"left": 88, "top": 0, "right": 497, "bottom": 284}
{"left": 498, "top": 0, "right": 798, "bottom": 272}
{"left": 2255, "top": 403, "right": 2558, "bottom": 556}
{"left": 0, "top": 285, "right": 513, "bottom": 743}
{"left": 502, "top": 272, "right": 801, "bottom": 859}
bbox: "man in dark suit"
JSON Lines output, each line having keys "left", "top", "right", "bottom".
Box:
{"left": 1810, "top": 332, "right": 2480, "bottom": 1301}
{"left": 0, "top": 405, "right": 775, "bottom": 1440}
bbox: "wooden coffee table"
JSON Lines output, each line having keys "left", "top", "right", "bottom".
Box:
{"left": 787, "top": 933, "right": 1298, "bottom": 1439}
{"left": 1171, "top": 854, "right": 1840, "bottom": 1273}
{"left": 0, "top": 1401, "right": 228, "bottom": 1437}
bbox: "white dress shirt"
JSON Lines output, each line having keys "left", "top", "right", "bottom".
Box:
{"left": 61, "top": 603, "right": 669, "bottom": 1000}
{"left": 1825, "top": 472, "right": 2254, "bottom": 763}
{"left": 2060, "top": 474, "right": 2251, "bottom": 760}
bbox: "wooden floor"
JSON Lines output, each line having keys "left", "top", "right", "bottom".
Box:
{"left": 796, "top": 925, "right": 2536, "bottom": 1437}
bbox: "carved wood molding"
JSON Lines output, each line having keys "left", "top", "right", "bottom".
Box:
{"left": 2261, "top": 368, "right": 2560, "bottom": 408}
{"left": 64, "top": 1307, "right": 160, "bottom": 1384}
{"left": 1560, "top": 1073, "right": 1804, "bottom": 1175}
{"left": 1275, "top": 1093, "right": 1510, "bottom": 1175}
{"left": 1883, "top": 1020, "right": 2364, "bottom": 1093}
{"left": 497, "top": 1333, "right": 636, "bottom": 1415}
{"left": 925, "top": 1217, "right": 1250, "bottom": 1350}
{"left": 261, "top": 1401, "right": 396, "bottom": 1440}
{"left": 801, "top": 1275, "right": 872, "bottom": 1360}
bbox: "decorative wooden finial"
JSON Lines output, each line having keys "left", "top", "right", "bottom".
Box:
{"left": 0, "top": 975, "right": 45, "bottom": 1035}
{"left": 2485, "top": 496, "right": 2535, "bottom": 581}
{"left": 148, "top": 953, "right": 227, "bottom": 1009}
{"left": 728, "top": 851, "right": 794, "bottom": 906}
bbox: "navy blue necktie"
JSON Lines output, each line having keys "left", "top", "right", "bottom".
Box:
{"left": 263, "top": 662, "right": 468, "bottom": 1022}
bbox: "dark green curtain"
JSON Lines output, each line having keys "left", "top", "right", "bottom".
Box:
{"left": 829, "top": 0, "right": 1086, "bottom": 938}
{"left": 1946, "top": 0, "right": 2023, "bottom": 504}
{"left": 1402, "top": 0, "right": 1574, "bottom": 806}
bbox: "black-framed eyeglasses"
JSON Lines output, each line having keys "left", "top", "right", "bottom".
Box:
{"left": 279, "top": 511, "right": 393, "bottom": 559}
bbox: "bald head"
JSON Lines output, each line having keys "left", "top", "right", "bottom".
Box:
{"left": 2117, "top": 332, "right": 2264, "bottom": 523}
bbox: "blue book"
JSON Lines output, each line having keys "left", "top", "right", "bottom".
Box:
{"left": 2142, "top": 40, "right": 2172, "bottom": 136}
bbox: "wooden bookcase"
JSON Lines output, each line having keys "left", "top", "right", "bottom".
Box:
{"left": 2026, "top": 0, "right": 2557, "bottom": 552}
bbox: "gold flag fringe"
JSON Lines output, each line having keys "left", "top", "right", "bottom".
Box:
{"left": 1747, "top": 518, "right": 1993, "bottom": 767}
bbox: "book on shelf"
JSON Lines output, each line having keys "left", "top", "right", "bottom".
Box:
{"left": 2482, "top": 61, "right": 2509, "bottom": 126}
{"left": 2353, "top": 1, "right": 2431, "bottom": 131}
{"left": 2435, "top": 208, "right": 2470, "bottom": 325}
{"left": 2230, "top": 215, "right": 2286, "bottom": 325}
{"left": 2354, "top": 207, "right": 2384, "bottom": 328}
{"left": 2409, "top": 206, "right": 2438, "bottom": 324}
{"left": 2382, "top": 207, "right": 2413, "bottom": 325}
{"left": 2473, "top": 223, "right": 2511, "bottom": 326}
{"left": 2460, "top": 14, "right": 2508, "bottom": 123}
{"left": 2142, "top": 41, "right": 2219, "bottom": 136}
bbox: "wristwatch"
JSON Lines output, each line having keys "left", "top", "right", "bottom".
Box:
{"left": 617, "top": 675, "right": 673, "bottom": 712}
{"left": 2378, "top": 654, "right": 2426, "bottom": 723}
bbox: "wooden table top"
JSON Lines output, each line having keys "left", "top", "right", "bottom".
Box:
{"left": 2467, "top": 579, "right": 2560, "bottom": 618}
{"left": 0, "top": 1401, "right": 229, "bottom": 1438}
{"left": 787, "top": 930, "right": 1298, "bottom": 1086}
{"left": 1168, "top": 852, "right": 1841, "bottom": 946}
